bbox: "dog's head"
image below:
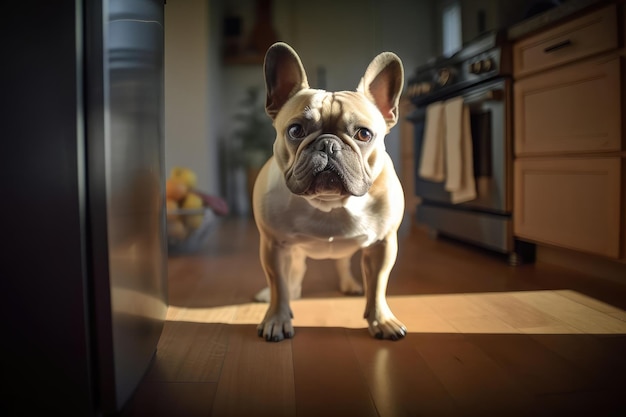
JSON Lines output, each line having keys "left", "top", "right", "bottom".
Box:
{"left": 263, "top": 42, "right": 404, "bottom": 204}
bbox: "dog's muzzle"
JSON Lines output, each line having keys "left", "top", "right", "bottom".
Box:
{"left": 287, "top": 134, "right": 371, "bottom": 197}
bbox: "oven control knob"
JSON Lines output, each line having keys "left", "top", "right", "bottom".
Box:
{"left": 482, "top": 58, "right": 494, "bottom": 72}
{"left": 470, "top": 61, "right": 481, "bottom": 74}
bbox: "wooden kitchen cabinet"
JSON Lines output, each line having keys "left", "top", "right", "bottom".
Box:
{"left": 513, "top": 4, "right": 618, "bottom": 77}
{"left": 514, "top": 157, "right": 622, "bottom": 258}
{"left": 512, "top": 2, "right": 625, "bottom": 261}
{"left": 514, "top": 56, "right": 621, "bottom": 155}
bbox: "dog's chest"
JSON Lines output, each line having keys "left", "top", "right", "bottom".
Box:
{"left": 279, "top": 207, "right": 379, "bottom": 259}
{"left": 285, "top": 223, "right": 370, "bottom": 259}
{"left": 290, "top": 232, "right": 367, "bottom": 259}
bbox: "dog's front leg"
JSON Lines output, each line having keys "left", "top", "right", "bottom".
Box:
{"left": 257, "top": 235, "right": 295, "bottom": 342}
{"left": 361, "top": 234, "right": 407, "bottom": 340}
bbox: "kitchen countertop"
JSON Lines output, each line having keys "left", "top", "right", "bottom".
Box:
{"left": 507, "top": 0, "right": 610, "bottom": 40}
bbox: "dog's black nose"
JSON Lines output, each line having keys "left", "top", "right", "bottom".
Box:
{"left": 315, "top": 136, "right": 342, "bottom": 155}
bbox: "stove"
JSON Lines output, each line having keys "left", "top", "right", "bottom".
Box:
{"left": 407, "top": 30, "right": 533, "bottom": 265}
{"left": 407, "top": 30, "right": 511, "bottom": 106}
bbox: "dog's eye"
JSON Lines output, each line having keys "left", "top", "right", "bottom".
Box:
{"left": 354, "top": 128, "right": 373, "bottom": 142}
{"left": 287, "top": 123, "right": 306, "bottom": 139}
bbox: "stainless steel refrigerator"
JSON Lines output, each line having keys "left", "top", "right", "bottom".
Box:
{"left": 1, "top": 0, "right": 167, "bottom": 415}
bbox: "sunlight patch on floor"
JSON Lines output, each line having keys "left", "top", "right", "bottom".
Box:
{"left": 165, "top": 290, "right": 626, "bottom": 335}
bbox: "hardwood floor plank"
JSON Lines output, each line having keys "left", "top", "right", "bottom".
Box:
{"left": 535, "top": 388, "right": 626, "bottom": 416}
{"left": 470, "top": 292, "right": 564, "bottom": 330}
{"left": 420, "top": 293, "right": 491, "bottom": 321}
{"left": 210, "top": 324, "right": 296, "bottom": 417}
{"left": 121, "top": 382, "right": 217, "bottom": 417}
{"left": 292, "top": 297, "right": 366, "bottom": 329}
{"left": 413, "top": 333, "right": 544, "bottom": 416}
{"left": 231, "top": 302, "right": 268, "bottom": 324}
{"left": 554, "top": 289, "right": 626, "bottom": 315}
{"left": 527, "top": 333, "right": 626, "bottom": 387}
{"left": 144, "top": 321, "right": 228, "bottom": 383}
{"left": 464, "top": 333, "right": 591, "bottom": 395}
{"left": 421, "top": 293, "right": 521, "bottom": 334}
{"left": 517, "top": 324, "right": 584, "bottom": 335}
{"left": 387, "top": 295, "right": 459, "bottom": 334}
{"left": 511, "top": 291, "right": 626, "bottom": 334}
{"left": 177, "top": 256, "right": 259, "bottom": 309}
{"left": 349, "top": 331, "right": 460, "bottom": 417}
{"left": 168, "top": 304, "right": 238, "bottom": 323}
{"left": 291, "top": 327, "right": 379, "bottom": 417}
{"left": 166, "top": 258, "right": 202, "bottom": 306}
{"left": 609, "top": 310, "right": 626, "bottom": 321}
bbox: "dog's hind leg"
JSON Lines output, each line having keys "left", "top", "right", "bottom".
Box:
{"left": 336, "top": 255, "right": 363, "bottom": 295}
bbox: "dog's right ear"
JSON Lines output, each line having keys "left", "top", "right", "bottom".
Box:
{"left": 264, "top": 42, "right": 310, "bottom": 120}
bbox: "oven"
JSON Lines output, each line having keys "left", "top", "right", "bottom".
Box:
{"left": 407, "top": 30, "right": 531, "bottom": 264}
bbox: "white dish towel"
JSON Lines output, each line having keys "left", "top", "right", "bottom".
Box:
{"left": 418, "top": 96, "right": 477, "bottom": 204}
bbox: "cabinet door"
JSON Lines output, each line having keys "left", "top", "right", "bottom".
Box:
{"left": 514, "top": 157, "right": 621, "bottom": 258}
{"left": 514, "top": 57, "right": 621, "bottom": 156}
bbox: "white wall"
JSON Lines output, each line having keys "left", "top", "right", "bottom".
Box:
{"left": 164, "top": 0, "right": 218, "bottom": 193}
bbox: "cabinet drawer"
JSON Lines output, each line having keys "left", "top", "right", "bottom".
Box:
{"left": 513, "top": 5, "right": 617, "bottom": 77}
{"left": 514, "top": 157, "right": 622, "bottom": 258}
{"left": 514, "top": 57, "right": 621, "bottom": 156}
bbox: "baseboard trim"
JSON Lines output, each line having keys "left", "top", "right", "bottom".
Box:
{"left": 537, "top": 244, "right": 626, "bottom": 285}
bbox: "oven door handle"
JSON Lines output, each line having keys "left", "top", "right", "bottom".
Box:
{"left": 463, "top": 89, "right": 503, "bottom": 104}
{"left": 406, "top": 89, "right": 503, "bottom": 121}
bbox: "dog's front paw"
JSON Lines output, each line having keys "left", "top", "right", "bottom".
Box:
{"left": 365, "top": 310, "right": 407, "bottom": 341}
{"left": 257, "top": 311, "right": 295, "bottom": 342}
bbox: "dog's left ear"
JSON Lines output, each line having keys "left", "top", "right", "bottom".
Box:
{"left": 357, "top": 52, "right": 404, "bottom": 131}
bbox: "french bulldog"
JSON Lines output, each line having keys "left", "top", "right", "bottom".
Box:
{"left": 253, "top": 42, "right": 406, "bottom": 342}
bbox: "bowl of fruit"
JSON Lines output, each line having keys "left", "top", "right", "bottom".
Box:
{"left": 165, "top": 167, "right": 228, "bottom": 254}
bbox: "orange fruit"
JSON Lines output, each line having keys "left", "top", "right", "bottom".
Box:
{"left": 166, "top": 178, "right": 188, "bottom": 201}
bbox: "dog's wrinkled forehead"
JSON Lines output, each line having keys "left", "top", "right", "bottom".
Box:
{"left": 278, "top": 90, "right": 386, "bottom": 135}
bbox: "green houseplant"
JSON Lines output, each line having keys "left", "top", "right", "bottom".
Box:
{"left": 231, "top": 86, "right": 276, "bottom": 205}
{"left": 232, "top": 86, "right": 275, "bottom": 170}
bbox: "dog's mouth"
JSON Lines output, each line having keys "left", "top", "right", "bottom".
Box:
{"left": 287, "top": 154, "right": 348, "bottom": 196}
{"left": 304, "top": 164, "right": 347, "bottom": 196}
{"left": 286, "top": 139, "right": 371, "bottom": 196}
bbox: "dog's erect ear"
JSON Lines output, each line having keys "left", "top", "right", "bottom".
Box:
{"left": 357, "top": 52, "right": 404, "bottom": 131}
{"left": 264, "top": 42, "right": 310, "bottom": 120}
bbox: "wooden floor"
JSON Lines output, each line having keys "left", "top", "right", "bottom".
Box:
{"left": 121, "top": 216, "right": 626, "bottom": 417}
